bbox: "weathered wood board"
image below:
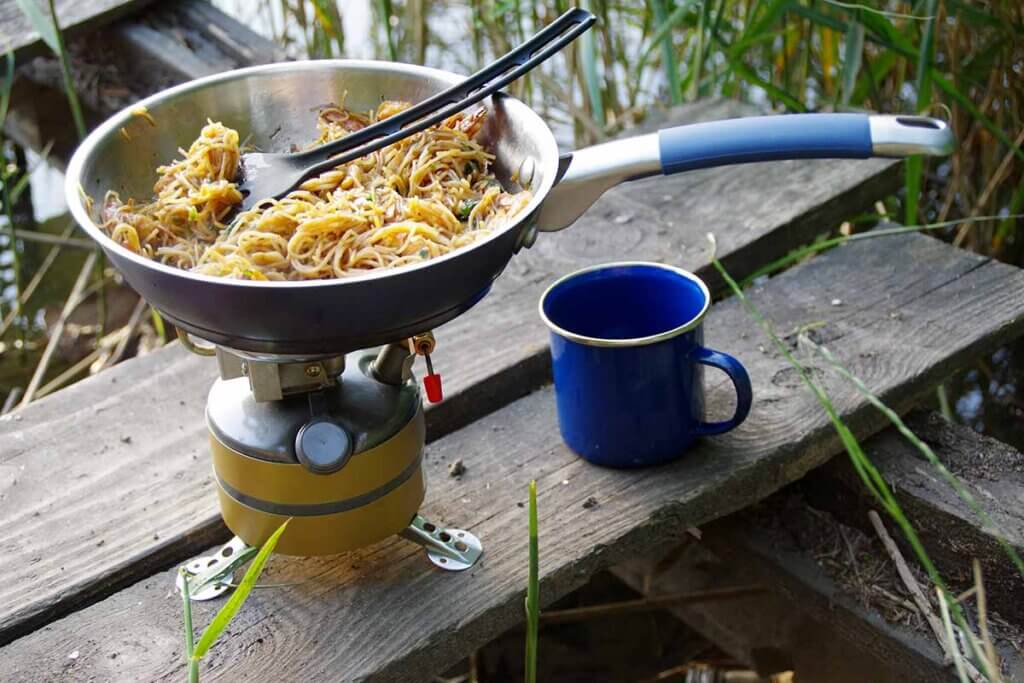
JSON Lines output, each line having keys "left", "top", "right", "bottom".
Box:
{"left": 5, "top": 0, "right": 283, "bottom": 167}
{"left": 0, "top": 0, "right": 156, "bottom": 57}
{"left": 0, "top": 101, "right": 901, "bottom": 644}
{"left": 675, "top": 489, "right": 1024, "bottom": 682}
{"left": 614, "top": 507, "right": 963, "bottom": 682}
{"left": 616, "top": 412, "right": 1024, "bottom": 681}
{"left": 804, "top": 410, "right": 1024, "bottom": 624}
{"left": 4, "top": 230, "right": 1024, "bottom": 682}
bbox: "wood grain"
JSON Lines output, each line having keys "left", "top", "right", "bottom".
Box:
{"left": 804, "top": 410, "right": 1024, "bottom": 624}
{"left": 4, "top": 231, "right": 1024, "bottom": 682}
{"left": 613, "top": 539, "right": 955, "bottom": 682}
{"left": 0, "top": 0, "right": 156, "bottom": 57}
{"left": 0, "top": 101, "right": 902, "bottom": 644}
{"left": 4, "top": 0, "right": 283, "bottom": 168}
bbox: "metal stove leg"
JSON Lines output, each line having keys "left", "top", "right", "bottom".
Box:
{"left": 399, "top": 514, "right": 483, "bottom": 571}
{"left": 175, "top": 536, "right": 257, "bottom": 601}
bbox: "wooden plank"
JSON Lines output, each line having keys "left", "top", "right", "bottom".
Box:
{"left": 0, "top": 101, "right": 904, "bottom": 644}
{"left": 613, "top": 538, "right": 956, "bottom": 682}
{"left": 0, "top": 0, "right": 157, "bottom": 58}
{"left": 802, "top": 410, "right": 1024, "bottom": 625}
{"left": 4, "top": 0, "right": 283, "bottom": 167}
{"left": 4, "top": 230, "right": 1024, "bottom": 682}
{"left": 698, "top": 493, "right": 1023, "bottom": 681}
{"left": 109, "top": 0, "right": 284, "bottom": 82}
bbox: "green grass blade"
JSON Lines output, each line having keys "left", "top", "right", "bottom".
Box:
{"left": 995, "top": 176, "right": 1024, "bottom": 250}
{"left": 15, "top": 0, "right": 58, "bottom": 52}
{"left": 45, "top": 0, "right": 86, "bottom": 140}
{"left": 937, "top": 587, "right": 971, "bottom": 683}
{"left": 376, "top": 0, "right": 398, "bottom": 61}
{"left": 809, "top": 341, "right": 1024, "bottom": 580}
{"left": 191, "top": 520, "right": 290, "bottom": 661}
{"left": 524, "top": 480, "right": 539, "bottom": 683}
{"left": 579, "top": 0, "right": 605, "bottom": 130}
{"left": 737, "top": 215, "right": 1024, "bottom": 287}
{"left": 650, "top": 0, "right": 682, "bottom": 105}
{"left": 633, "top": 0, "right": 697, "bottom": 88}
{"left": 904, "top": 0, "right": 937, "bottom": 225}
{"left": 706, "top": 237, "right": 998, "bottom": 649}
{"left": 180, "top": 568, "right": 199, "bottom": 683}
{"left": 936, "top": 384, "right": 953, "bottom": 422}
{"left": 150, "top": 306, "right": 166, "bottom": 341}
{"left": 0, "top": 52, "right": 15, "bottom": 128}
{"left": 944, "top": 0, "right": 1016, "bottom": 31}
{"left": 839, "top": 21, "right": 864, "bottom": 106}
{"left": 711, "top": 31, "right": 806, "bottom": 111}
{"left": 736, "top": 0, "right": 792, "bottom": 50}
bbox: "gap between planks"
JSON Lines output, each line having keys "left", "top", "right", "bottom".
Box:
{"left": 3, "top": 230, "right": 1024, "bottom": 682}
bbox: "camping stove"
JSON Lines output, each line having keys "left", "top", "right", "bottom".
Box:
{"left": 176, "top": 332, "right": 482, "bottom": 601}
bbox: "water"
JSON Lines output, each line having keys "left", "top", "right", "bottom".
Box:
{"left": 937, "top": 339, "right": 1024, "bottom": 452}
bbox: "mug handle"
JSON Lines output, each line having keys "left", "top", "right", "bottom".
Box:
{"left": 691, "top": 347, "right": 752, "bottom": 436}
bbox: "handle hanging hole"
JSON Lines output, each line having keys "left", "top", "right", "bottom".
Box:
{"left": 896, "top": 116, "right": 942, "bottom": 129}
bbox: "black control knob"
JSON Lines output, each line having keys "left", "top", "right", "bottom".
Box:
{"left": 295, "top": 418, "right": 352, "bottom": 474}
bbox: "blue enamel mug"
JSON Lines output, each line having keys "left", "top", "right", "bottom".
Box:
{"left": 539, "top": 262, "right": 752, "bottom": 468}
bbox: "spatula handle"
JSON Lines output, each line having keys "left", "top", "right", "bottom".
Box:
{"left": 292, "top": 8, "right": 596, "bottom": 182}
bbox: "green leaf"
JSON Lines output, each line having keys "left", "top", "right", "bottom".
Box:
{"left": 524, "top": 480, "right": 539, "bottom": 683}
{"left": 995, "top": 176, "right": 1024, "bottom": 249}
{"left": 44, "top": 0, "right": 87, "bottom": 141}
{"left": 839, "top": 22, "right": 864, "bottom": 106}
{"left": 149, "top": 306, "right": 166, "bottom": 340}
{"left": 455, "top": 199, "right": 478, "bottom": 221}
{"left": 191, "top": 520, "right": 290, "bottom": 661}
{"left": 904, "top": 0, "right": 937, "bottom": 225}
{"left": 0, "top": 52, "right": 14, "bottom": 130}
{"left": 579, "top": 0, "right": 605, "bottom": 129}
{"left": 712, "top": 31, "right": 806, "bottom": 112}
{"left": 15, "top": 0, "right": 59, "bottom": 52}
{"left": 649, "top": 0, "right": 682, "bottom": 105}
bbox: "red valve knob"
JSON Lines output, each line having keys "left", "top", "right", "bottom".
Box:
{"left": 423, "top": 373, "right": 443, "bottom": 403}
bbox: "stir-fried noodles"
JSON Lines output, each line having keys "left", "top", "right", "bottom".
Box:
{"left": 98, "top": 101, "right": 532, "bottom": 280}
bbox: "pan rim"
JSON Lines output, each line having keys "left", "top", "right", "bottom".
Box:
{"left": 64, "top": 59, "right": 559, "bottom": 290}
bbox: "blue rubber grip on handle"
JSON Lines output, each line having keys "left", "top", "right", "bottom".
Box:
{"left": 658, "top": 113, "right": 872, "bottom": 175}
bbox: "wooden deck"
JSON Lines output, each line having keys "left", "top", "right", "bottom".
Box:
{"left": 3, "top": 3, "right": 1024, "bottom": 681}
{"left": 5, "top": 226, "right": 1024, "bottom": 680}
{"left": 0, "top": 98, "right": 903, "bottom": 647}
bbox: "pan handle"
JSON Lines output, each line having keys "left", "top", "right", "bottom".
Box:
{"left": 536, "top": 113, "right": 953, "bottom": 232}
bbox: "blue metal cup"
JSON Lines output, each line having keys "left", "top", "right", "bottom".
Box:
{"left": 539, "top": 262, "right": 752, "bottom": 468}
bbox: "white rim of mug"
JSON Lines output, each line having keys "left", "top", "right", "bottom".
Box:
{"left": 537, "top": 261, "right": 711, "bottom": 348}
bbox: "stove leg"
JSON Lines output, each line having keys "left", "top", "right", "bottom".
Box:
{"left": 175, "top": 536, "right": 257, "bottom": 601}
{"left": 400, "top": 514, "right": 483, "bottom": 571}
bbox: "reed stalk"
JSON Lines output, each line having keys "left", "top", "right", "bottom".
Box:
{"left": 524, "top": 480, "right": 539, "bottom": 683}
{"left": 184, "top": 521, "right": 289, "bottom": 682}
{"left": 19, "top": 250, "right": 96, "bottom": 407}
{"left": 180, "top": 568, "right": 197, "bottom": 683}
{"left": 904, "top": 0, "right": 937, "bottom": 226}
{"left": 0, "top": 221, "right": 75, "bottom": 338}
{"left": 806, "top": 339, "right": 1024, "bottom": 580}
{"left": 649, "top": 0, "right": 682, "bottom": 105}
{"left": 578, "top": 0, "right": 605, "bottom": 132}
{"left": 707, "top": 234, "right": 997, "bottom": 669}
{"left": 45, "top": 0, "right": 86, "bottom": 140}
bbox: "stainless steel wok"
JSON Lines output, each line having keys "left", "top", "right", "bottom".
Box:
{"left": 65, "top": 60, "right": 953, "bottom": 356}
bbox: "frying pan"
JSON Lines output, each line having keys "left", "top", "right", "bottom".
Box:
{"left": 65, "top": 60, "right": 953, "bottom": 357}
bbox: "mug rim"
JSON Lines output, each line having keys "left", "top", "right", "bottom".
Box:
{"left": 538, "top": 261, "right": 711, "bottom": 348}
